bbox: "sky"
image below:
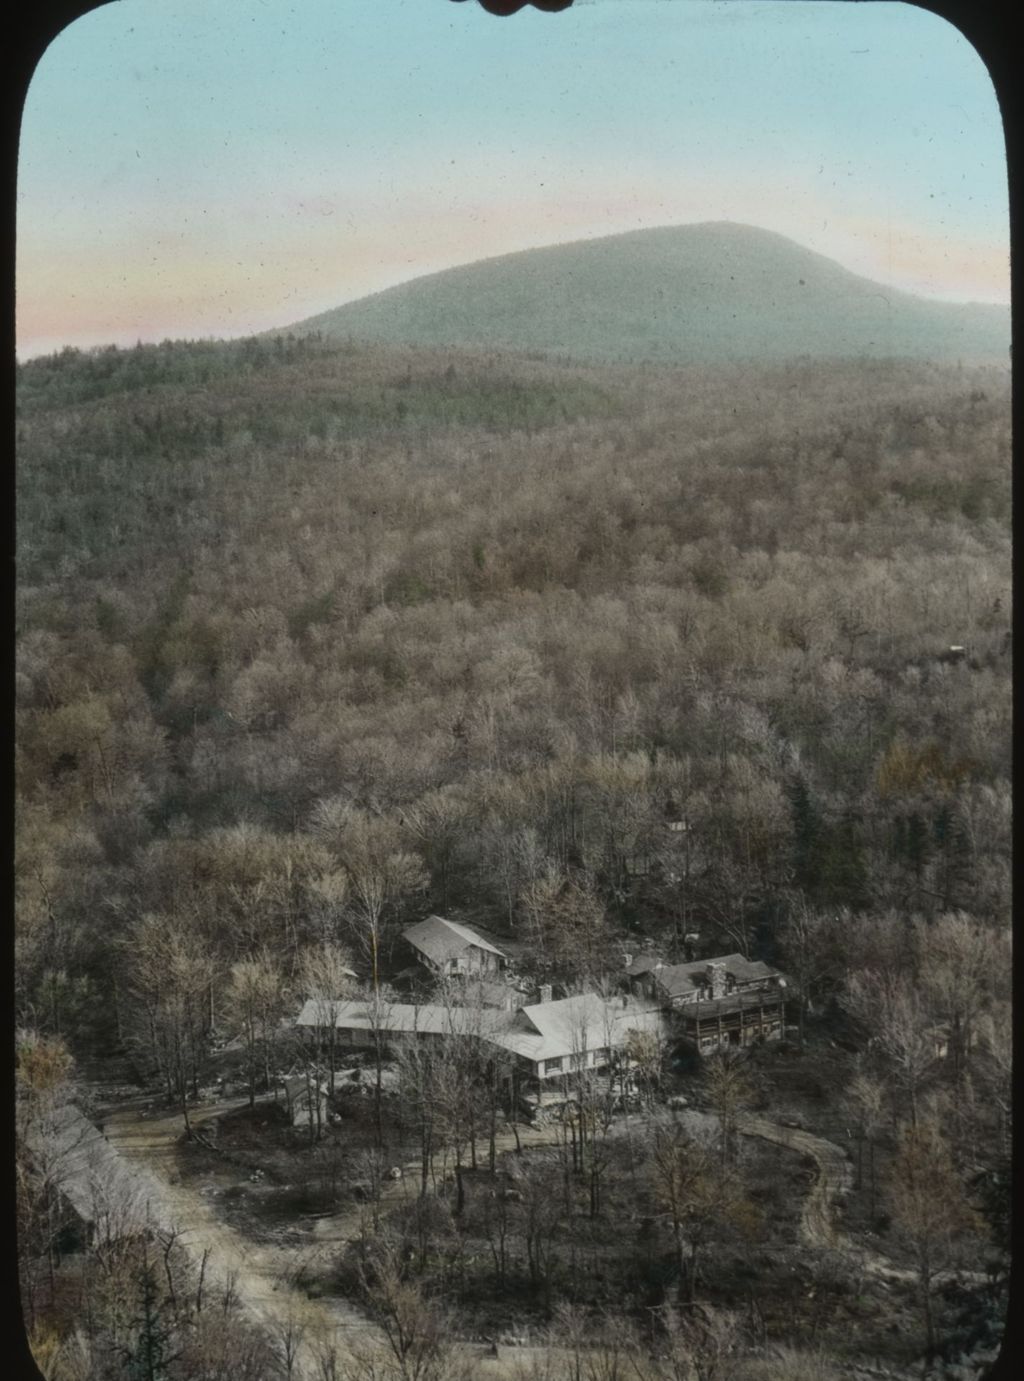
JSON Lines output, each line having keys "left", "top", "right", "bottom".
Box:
{"left": 16, "top": 0, "right": 1010, "bottom": 358}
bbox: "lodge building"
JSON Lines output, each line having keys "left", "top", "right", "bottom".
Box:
{"left": 623, "top": 951, "right": 788, "bottom": 1053}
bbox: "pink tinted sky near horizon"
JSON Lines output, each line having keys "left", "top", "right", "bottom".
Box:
{"left": 16, "top": 0, "right": 1009, "bottom": 358}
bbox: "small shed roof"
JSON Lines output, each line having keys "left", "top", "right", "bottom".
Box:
{"left": 624, "top": 953, "right": 663, "bottom": 977}
{"left": 280, "top": 1074, "right": 329, "bottom": 1103}
{"left": 402, "top": 915, "right": 506, "bottom": 967}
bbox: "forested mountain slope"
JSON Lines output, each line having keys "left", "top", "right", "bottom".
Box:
{"left": 16, "top": 336, "right": 1011, "bottom": 1033}
{"left": 16, "top": 335, "right": 1012, "bottom": 1375}
{"left": 284, "top": 223, "right": 1010, "bottom": 365}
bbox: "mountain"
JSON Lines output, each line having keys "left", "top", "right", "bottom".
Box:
{"left": 282, "top": 222, "right": 1009, "bottom": 365}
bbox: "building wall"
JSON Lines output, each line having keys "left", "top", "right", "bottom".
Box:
{"left": 536, "top": 1045, "right": 616, "bottom": 1080}
{"left": 666, "top": 990, "right": 701, "bottom": 1008}
{"left": 681, "top": 1004, "right": 784, "bottom": 1055}
{"left": 451, "top": 946, "right": 502, "bottom": 976}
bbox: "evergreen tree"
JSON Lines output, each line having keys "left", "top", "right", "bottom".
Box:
{"left": 122, "top": 1258, "right": 178, "bottom": 1381}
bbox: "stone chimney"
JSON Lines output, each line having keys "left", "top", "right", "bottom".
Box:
{"left": 705, "top": 962, "right": 726, "bottom": 1000}
{"left": 538, "top": 983, "right": 553, "bottom": 1005}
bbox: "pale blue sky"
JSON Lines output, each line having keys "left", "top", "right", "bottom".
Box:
{"left": 17, "top": 0, "right": 1009, "bottom": 356}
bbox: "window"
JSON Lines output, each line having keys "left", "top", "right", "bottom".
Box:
{"left": 544, "top": 1057, "right": 563, "bottom": 1075}
{"left": 593, "top": 1047, "right": 610, "bottom": 1065}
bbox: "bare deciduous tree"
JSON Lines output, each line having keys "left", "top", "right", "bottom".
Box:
{"left": 120, "top": 915, "right": 214, "bottom": 1133}
{"left": 887, "top": 1117, "right": 985, "bottom": 1360}
{"left": 225, "top": 949, "right": 288, "bottom": 1107}
{"left": 842, "top": 1067, "right": 886, "bottom": 1217}
{"left": 311, "top": 802, "right": 426, "bottom": 991}
{"left": 355, "top": 1234, "right": 466, "bottom": 1381}
{"left": 650, "top": 1123, "right": 758, "bottom": 1302}
{"left": 703, "top": 1052, "right": 754, "bottom": 1167}
{"left": 915, "top": 912, "right": 1003, "bottom": 1082}
{"left": 842, "top": 969, "right": 936, "bottom": 1127}
{"left": 297, "top": 938, "right": 357, "bottom": 1095}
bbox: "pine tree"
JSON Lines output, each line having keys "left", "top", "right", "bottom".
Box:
{"left": 122, "top": 1258, "right": 178, "bottom": 1381}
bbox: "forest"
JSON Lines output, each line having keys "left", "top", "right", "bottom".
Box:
{"left": 15, "top": 333, "right": 1012, "bottom": 1380}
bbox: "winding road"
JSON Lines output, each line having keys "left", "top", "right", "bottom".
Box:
{"left": 99, "top": 1093, "right": 569, "bottom": 1378}
{"left": 736, "top": 1113, "right": 853, "bottom": 1248}
{"left": 80, "top": 1088, "right": 926, "bottom": 1376}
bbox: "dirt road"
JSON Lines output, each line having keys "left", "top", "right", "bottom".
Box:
{"left": 101, "top": 1093, "right": 567, "bottom": 1378}
{"left": 734, "top": 1114, "right": 986, "bottom": 1293}
{"left": 102, "top": 1096, "right": 376, "bottom": 1378}
{"left": 95, "top": 1089, "right": 936, "bottom": 1375}
{"left": 737, "top": 1113, "right": 853, "bottom": 1248}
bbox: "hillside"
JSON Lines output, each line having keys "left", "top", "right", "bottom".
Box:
{"left": 16, "top": 335, "right": 1012, "bottom": 1374}
{"left": 284, "top": 222, "right": 1009, "bottom": 364}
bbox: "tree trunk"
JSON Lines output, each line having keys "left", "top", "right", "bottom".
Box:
{"left": 921, "top": 1255, "right": 934, "bottom": 1361}
{"left": 420, "top": 1114, "right": 432, "bottom": 1199}
{"left": 247, "top": 1028, "right": 257, "bottom": 1109}
{"left": 374, "top": 1048, "right": 384, "bottom": 1151}
{"left": 489, "top": 1072, "right": 498, "bottom": 1174}
{"left": 563, "top": 1122, "right": 574, "bottom": 1216}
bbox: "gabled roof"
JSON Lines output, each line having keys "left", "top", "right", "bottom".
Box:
{"left": 649, "top": 963, "right": 704, "bottom": 999}
{"left": 726, "top": 957, "right": 780, "bottom": 984}
{"left": 402, "top": 915, "right": 506, "bottom": 967}
{"left": 491, "top": 993, "right": 666, "bottom": 1065}
{"left": 23, "top": 1104, "right": 157, "bottom": 1233}
{"left": 294, "top": 997, "right": 507, "bottom": 1038}
{"left": 649, "top": 953, "right": 783, "bottom": 998}
{"left": 294, "top": 992, "right": 664, "bottom": 1068}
